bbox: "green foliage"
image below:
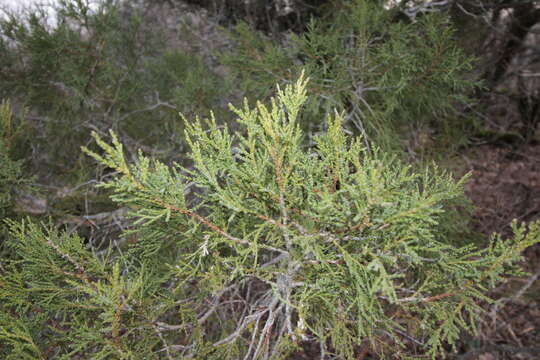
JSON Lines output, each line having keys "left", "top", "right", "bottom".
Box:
{"left": 223, "top": 0, "right": 478, "bottom": 153}
{"left": 1, "top": 220, "right": 166, "bottom": 360}
{"left": 0, "top": 0, "right": 228, "bottom": 177}
{"left": 2, "top": 75, "right": 536, "bottom": 359}
{"left": 0, "top": 100, "right": 24, "bottom": 218}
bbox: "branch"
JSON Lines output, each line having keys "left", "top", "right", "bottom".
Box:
{"left": 118, "top": 91, "right": 176, "bottom": 122}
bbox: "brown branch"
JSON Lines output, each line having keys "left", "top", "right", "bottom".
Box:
{"left": 155, "top": 199, "right": 249, "bottom": 245}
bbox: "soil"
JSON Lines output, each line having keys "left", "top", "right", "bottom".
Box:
{"left": 464, "top": 143, "right": 540, "bottom": 243}
{"left": 458, "top": 142, "right": 540, "bottom": 360}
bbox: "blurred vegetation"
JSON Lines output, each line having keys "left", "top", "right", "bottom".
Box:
{"left": 0, "top": 100, "right": 24, "bottom": 219}
{"left": 0, "top": 0, "right": 230, "bottom": 182}
{"left": 222, "top": 1, "right": 479, "bottom": 156}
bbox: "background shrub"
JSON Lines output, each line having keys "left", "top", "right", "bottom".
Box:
{"left": 223, "top": 1, "right": 478, "bottom": 154}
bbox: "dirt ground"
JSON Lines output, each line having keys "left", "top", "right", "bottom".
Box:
{"left": 459, "top": 143, "right": 540, "bottom": 360}
{"left": 465, "top": 143, "right": 540, "bottom": 241}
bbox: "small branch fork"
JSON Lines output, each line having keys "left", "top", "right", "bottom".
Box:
{"left": 152, "top": 276, "right": 297, "bottom": 359}
{"left": 118, "top": 91, "right": 176, "bottom": 123}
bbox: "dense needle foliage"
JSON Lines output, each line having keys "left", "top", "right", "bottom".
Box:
{"left": 223, "top": 0, "right": 478, "bottom": 153}
{"left": 0, "top": 0, "right": 227, "bottom": 176}
{"left": 0, "top": 101, "right": 24, "bottom": 219}
{"left": 1, "top": 75, "right": 538, "bottom": 359}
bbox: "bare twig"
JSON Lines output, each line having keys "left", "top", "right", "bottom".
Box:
{"left": 118, "top": 91, "right": 176, "bottom": 122}
{"left": 152, "top": 323, "right": 174, "bottom": 360}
